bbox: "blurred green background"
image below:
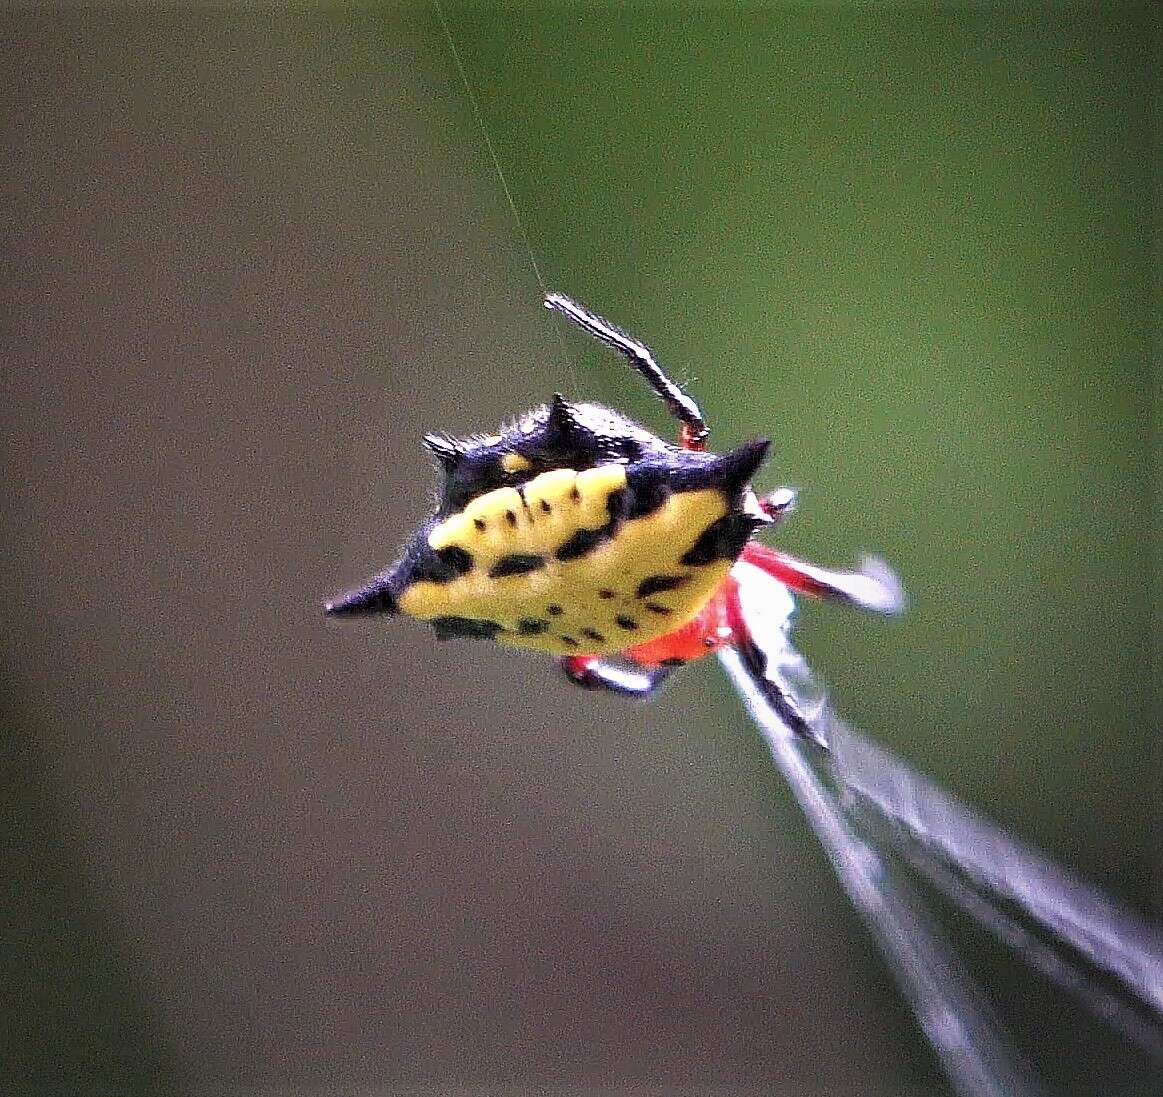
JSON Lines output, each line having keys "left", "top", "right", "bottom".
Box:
{"left": 2, "top": 6, "right": 1158, "bottom": 1097}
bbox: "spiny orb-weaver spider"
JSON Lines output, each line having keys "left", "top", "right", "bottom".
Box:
{"left": 326, "top": 293, "right": 904, "bottom": 734}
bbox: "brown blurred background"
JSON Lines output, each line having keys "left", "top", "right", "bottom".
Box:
{"left": 2, "top": 9, "right": 1158, "bottom": 1097}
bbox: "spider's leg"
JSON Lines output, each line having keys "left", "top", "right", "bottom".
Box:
{"left": 738, "top": 647, "right": 827, "bottom": 745}
{"left": 560, "top": 655, "right": 675, "bottom": 698}
{"left": 725, "top": 565, "right": 830, "bottom": 747}
{"left": 756, "top": 487, "right": 797, "bottom": 525}
{"left": 544, "top": 292, "right": 709, "bottom": 450}
{"left": 741, "top": 542, "right": 906, "bottom": 615}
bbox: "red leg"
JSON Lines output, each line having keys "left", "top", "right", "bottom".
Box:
{"left": 543, "top": 293, "right": 710, "bottom": 450}
{"left": 680, "top": 422, "right": 708, "bottom": 451}
{"left": 741, "top": 543, "right": 905, "bottom": 615}
{"left": 561, "top": 655, "right": 674, "bottom": 697}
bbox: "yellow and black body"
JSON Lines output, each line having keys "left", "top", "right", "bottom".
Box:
{"left": 325, "top": 394, "right": 771, "bottom": 657}
{"left": 327, "top": 292, "right": 903, "bottom": 703}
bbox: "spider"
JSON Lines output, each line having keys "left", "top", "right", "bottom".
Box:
{"left": 325, "top": 293, "right": 904, "bottom": 733}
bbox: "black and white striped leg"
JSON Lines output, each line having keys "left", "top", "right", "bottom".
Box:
{"left": 544, "top": 292, "right": 709, "bottom": 447}
{"left": 561, "top": 655, "right": 674, "bottom": 698}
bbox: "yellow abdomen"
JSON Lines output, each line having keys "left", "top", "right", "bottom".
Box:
{"left": 396, "top": 464, "right": 733, "bottom": 655}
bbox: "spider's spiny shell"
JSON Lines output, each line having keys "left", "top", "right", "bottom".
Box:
{"left": 325, "top": 398, "right": 771, "bottom": 656}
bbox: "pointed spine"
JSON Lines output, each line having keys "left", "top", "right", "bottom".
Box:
{"left": 707, "top": 438, "right": 771, "bottom": 498}
{"left": 423, "top": 433, "right": 463, "bottom": 472}
{"left": 324, "top": 572, "right": 397, "bottom": 617}
{"left": 546, "top": 393, "right": 580, "bottom": 438}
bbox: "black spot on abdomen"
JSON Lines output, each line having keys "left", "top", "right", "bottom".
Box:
{"left": 489, "top": 553, "right": 546, "bottom": 578}
{"left": 555, "top": 526, "right": 612, "bottom": 561}
{"left": 636, "top": 573, "right": 689, "bottom": 598}
{"left": 615, "top": 615, "right": 639, "bottom": 631}
{"left": 680, "top": 514, "right": 761, "bottom": 566}
{"left": 412, "top": 545, "right": 474, "bottom": 583}
{"left": 580, "top": 628, "right": 605, "bottom": 643}
{"left": 554, "top": 486, "right": 627, "bottom": 561}
{"left": 431, "top": 616, "right": 502, "bottom": 641}
{"left": 517, "top": 617, "right": 550, "bottom": 636}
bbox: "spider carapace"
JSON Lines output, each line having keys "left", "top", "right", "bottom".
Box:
{"left": 326, "top": 293, "right": 904, "bottom": 707}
